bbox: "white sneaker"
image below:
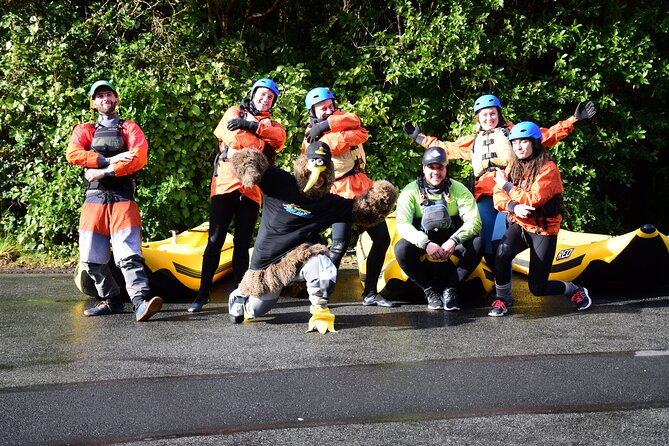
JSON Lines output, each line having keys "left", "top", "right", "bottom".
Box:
{"left": 228, "top": 292, "right": 248, "bottom": 324}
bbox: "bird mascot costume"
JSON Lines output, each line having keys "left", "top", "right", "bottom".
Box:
{"left": 227, "top": 141, "right": 398, "bottom": 333}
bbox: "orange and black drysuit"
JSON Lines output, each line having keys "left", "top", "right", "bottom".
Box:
{"left": 492, "top": 161, "right": 564, "bottom": 236}
{"left": 66, "top": 114, "right": 150, "bottom": 307}
{"left": 492, "top": 160, "right": 577, "bottom": 302}
{"left": 301, "top": 109, "right": 372, "bottom": 199}
{"left": 416, "top": 116, "right": 578, "bottom": 257}
{"left": 197, "top": 104, "right": 286, "bottom": 299}
{"left": 301, "top": 109, "right": 390, "bottom": 298}
{"left": 212, "top": 105, "right": 286, "bottom": 205}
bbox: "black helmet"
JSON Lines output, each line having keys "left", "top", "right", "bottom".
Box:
{"left": 422, "top": 147, "right": 447, "bottom": 166}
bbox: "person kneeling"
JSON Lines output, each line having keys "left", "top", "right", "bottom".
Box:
{"left": 489, "top": 122, "right": 591, "bottom": 317}
{"left": 227, "top": 142, "right": 398, "bottom": 332}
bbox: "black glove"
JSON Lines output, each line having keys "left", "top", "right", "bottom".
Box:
{"left": 227, "top": 118, "right": 259, "bottom": 133}
{"left": 238, "top": 98, "right": 251, "bottom": 113}
{"left": 573, "top": 101, "right": 596, "bottom": 121}
{"left": 306, "top": 119, "right": 331, "bottom": 143}
{"left": 403, "top": 121, "right": 421, "bottom": 141}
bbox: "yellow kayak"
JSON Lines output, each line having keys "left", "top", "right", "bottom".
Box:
{"left": 512, "top": 224, "right": 669, "bottom": 290}
{"left": 141, "top": 222, "right": 233, "bottom": 291}
{"left": 75, "top": 222, "right": 234, "bottom": 298}
{"left": 355, "top": 215, "right": 494, "bottom": 298}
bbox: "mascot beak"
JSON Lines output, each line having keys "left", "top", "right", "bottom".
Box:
{"left": 303, "top": 159, "right": 326, "bottom": 192}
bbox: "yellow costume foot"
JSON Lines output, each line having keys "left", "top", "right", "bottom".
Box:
{"left": 306, "top": 305, "right": 336, "bottom": 334}
{"left": 243, "top": 305, "right": 256, "bottom": 323}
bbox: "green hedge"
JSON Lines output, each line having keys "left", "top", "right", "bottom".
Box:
{"left": 1, "top": 0, "right": 667, "bottom": 257}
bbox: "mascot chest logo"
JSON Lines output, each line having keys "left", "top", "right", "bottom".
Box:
{"left": 283, "top": 203, "right": 313, "bottom": 218}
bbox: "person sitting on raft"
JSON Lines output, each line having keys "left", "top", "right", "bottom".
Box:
{"left": 394, "top": 146, "right": 483, "bottom": 311}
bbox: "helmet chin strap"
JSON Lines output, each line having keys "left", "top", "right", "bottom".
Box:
{"left": 240, "top": 98, "right": 262, "bottom": 116}
{"left": 309, "top": 115, "right": 322, "bottom": 125}
{"left": 249, "top": 101, "right": 260, "bottom": 115}
{"left": 309, "top": 103, "right": 337, "bottom": 123}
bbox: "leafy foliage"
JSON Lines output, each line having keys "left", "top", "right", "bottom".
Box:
{"left": 1, "top": 0, "right": 667, "bottom": 256}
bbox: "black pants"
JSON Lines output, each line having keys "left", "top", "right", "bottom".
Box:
{"left": 394, "top": 236, "right": 484, "bottom": 292}
{"left": 198, "top": 191, "right": 259, "bottom": 299}
{"left": 494, "top": 222, "right": 566, "bottom": 296}
{"left": 330, "top": 220, "right": 390, "bottom": 295}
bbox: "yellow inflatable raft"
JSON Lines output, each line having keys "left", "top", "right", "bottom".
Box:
{"left": 141, "top": 222, "right": 233, "bottom": 291}
{"left": 512, "top": 224, "right": 669, "bottom": 290}
{"left": 75, "top": 222, "right": 234, "bottom": 299}
{"left": 355, "top": 215, "right": 494, "bottom": 298}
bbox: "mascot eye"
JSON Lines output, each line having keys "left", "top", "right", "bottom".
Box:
{"left": 309, "top": 158, "right": 325, "bottom": 167}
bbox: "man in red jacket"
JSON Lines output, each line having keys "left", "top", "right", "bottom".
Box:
{"left": 67, "top": 80, "right": 162, "bottom": 321}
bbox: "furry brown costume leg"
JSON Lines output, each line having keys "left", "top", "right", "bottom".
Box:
{"left": 352, "top": 180, "right": 398, "bottom": 227}
{"left": 238, "top": 243, "right": 330, "bottom": 297}
{"left": 229, "top": 147, "right": 269, "bottom": 189}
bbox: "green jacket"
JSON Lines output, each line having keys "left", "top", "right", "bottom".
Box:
{"left": 396, "top": 178, "right": 481, "bottom": 249}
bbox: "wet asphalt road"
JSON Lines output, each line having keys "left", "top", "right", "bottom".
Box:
{"left": 0, "top": 270, "right": 668, "bottom": 445}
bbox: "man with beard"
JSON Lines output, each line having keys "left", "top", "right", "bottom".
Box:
{"left": 66, "top": 80, "right": 162, "bottom": 321}
{"left": 226, "top": 141, "right": 398, "bottom": 333}
{"left": 394, "top": 147, "right": 483, "bottom": 311}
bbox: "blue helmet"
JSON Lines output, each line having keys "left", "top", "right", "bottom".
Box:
{"left": 305, "top": 87, "right": 336, "bottom": 112}
{"left": 508, "top": 121, "right": 542, "bottom": 141}
{"left": 250, "top": 78, "right": 280, "bottom": 107}
{"left": 473, "top": 94, "right": 502, "bottom": 114}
